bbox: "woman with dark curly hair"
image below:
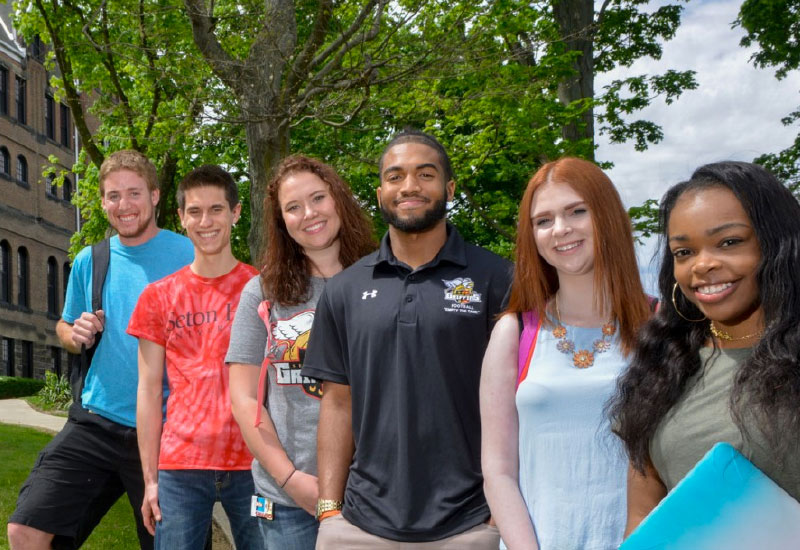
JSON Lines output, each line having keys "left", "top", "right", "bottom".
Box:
{"left": 480, "top": 158, "right": 651, "bottom": 549}
{"left": 609, "top": 161, "right": 800, "bottom": 536}
{"left": 225, "top": 155, "right": 375, "bottom": 549}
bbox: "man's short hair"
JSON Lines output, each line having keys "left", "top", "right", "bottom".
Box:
{"left": 177, "top": 165, "right": 240, "bottom": 210}
{"left": 98, "top": 150, "right": 158, "bottom": 195}
{"left": 378, "top": 129, "right": 454, "bottom": 184}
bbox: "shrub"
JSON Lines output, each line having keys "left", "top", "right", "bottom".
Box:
{"left": 37, "top": 372, "right": 72, "bottom": 411}
{"left": 0, "top": 376, "right": 45, "bottom": 399}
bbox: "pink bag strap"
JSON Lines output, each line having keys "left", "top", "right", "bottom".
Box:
{"left": 255, "top": 299, "right": 272, "bottom": 427}
{"left": 517, "top": 310, "right": 541, "bottom": 391}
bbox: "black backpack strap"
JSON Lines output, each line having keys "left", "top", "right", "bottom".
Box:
{"left": 91, "top": 238, "right": 110, "bottom": 312}
{"left": 70, "top": 239, "right": 111, "bottom": 403}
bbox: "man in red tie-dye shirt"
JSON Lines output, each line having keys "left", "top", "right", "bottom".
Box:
{"left": 127, "top": 165, "right": 260, "bottom": 550}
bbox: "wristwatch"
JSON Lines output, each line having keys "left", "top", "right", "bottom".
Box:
{"left": 315, "top": 499, "right": 343, "bottom": 520}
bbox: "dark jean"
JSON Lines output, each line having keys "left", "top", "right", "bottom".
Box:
{"left": 256, "top": 502, "right": 318, "bottom": 550}
{"left": 155, "top": 469, "right": 262, "bottom": 550}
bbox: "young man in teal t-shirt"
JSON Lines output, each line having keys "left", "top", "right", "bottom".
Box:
{"left": 7, "top": 150, "right": 193, "bottom": 550}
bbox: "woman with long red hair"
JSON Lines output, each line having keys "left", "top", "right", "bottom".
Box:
{"left": 480, "top": 158, "right": 650, "bottom": 550}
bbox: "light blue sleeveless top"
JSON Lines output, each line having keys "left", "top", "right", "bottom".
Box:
{"left": 502, "top": 317, "right": 627, "bottom": 550}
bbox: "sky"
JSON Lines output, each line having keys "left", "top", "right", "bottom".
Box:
{"left": 593, "top": 0, "right": 800, "bottom": 289}
{"left": 596, "top": 0, "right": 800, "bottom": 207}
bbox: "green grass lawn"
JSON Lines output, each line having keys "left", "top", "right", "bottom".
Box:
{"left": 0, "top": 423, "right": 139, "bottom": 549}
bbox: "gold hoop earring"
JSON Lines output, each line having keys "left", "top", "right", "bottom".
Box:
{"left": 671, "top": 282, "right": 705, "bottom": 322}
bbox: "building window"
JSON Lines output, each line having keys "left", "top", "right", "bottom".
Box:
{"left": 0, "top": 66, "right": 8, "bottom": 116}
{"left": 17, "top": 247, "right": 29, "bottom": 308}
{"left": 15, "top": 77, "right": 26, "bottom": 124}
{"left": 63, "top": 177, "right": 72, "bottom": 201}
{"left": 21, "top": 340, "right": 33, "bottom": 378}
{"left": 2, "top": 338, "right": 14, "bottom": 376}
{"left": 51, "top": 346, "right": 62, "bottom": 377}
{"left": 45, "top": 94, "right": 55, "bottom": 140}
{"left": 46, "top": 175, "right": 57, "bottom": 197}
{"left": 62, "top": 261, "right": 70, "bottom": 300}
{"left": 60, "top": 103, "right": 70, "bottom": 147}
{"left": 31, "top": 35, "right": 45, "bottom": 62}
{"left": 16, "top": 155, "right": 27, "bottom": 185}
{"left": 0, "top": 146, "right": 8, "bottom": 176}
{"left": 1, "top": 240, "right": 10, "bottom": 304}
{"left": 47, "top": 256, "right": 59, "bottom": 315}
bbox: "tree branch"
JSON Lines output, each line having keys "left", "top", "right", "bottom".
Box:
{"left": 290, "top": 89, "right": 370, "bottom": 129}
{"left": 310, "top": 0, "right": 385, "bottom": 85}
{"left": 98, "top": 0, "right": 140, "bottom": 150}
{"left": 36, "top": 0, "right": 104, "bottom": 168}
{"left": 285, "top": 0, "right": 333, "bottom": 96}
{"left": 595, "top": 0, "right": 614, "bottom": 28}
{"left": 308, "top": 0, "right": 381, "bottom": 70}
{"left": 183, "top": 0, "right": 242, "bottom": 90}
{"left": 139, "top": 0, "right": 162, "bottom": 141}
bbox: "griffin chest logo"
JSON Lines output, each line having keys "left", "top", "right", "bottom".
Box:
{"left": 270, "top": 311, "right": 322, "bottom": 399}
{"left": 442, "top": 277, "right": 482, "bottom": 315}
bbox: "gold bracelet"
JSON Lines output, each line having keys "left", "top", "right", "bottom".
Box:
{"left": 315, "top": 499, "right": 343, "bottom": 520}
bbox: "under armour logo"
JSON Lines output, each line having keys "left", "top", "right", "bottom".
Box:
{"left": 362, "top": 290, "right": 378, "bottom": 300}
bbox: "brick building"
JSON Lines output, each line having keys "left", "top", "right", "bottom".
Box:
{"left": 1, "top": 3, "right": 79, "bottom": 380}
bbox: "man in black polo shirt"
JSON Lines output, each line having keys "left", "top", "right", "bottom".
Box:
{"left": 302, "top": 130, "right": 511, "bottom": 548}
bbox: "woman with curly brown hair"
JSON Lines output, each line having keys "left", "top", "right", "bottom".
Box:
{"left": 226, "top": 155, "right": 375, "bottom": 550}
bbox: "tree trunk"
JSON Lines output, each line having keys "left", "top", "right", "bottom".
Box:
{"left": 156, "top": 151, "right": 179, "bottom": 230}
{"left": 182, "top": 0, "right": 296, "bottom": 264}
{"left": 553, "top": 0, "right": 595, "bottom": 154}
{"left": 245, "top": 118, "right": 289, "bottom": 265}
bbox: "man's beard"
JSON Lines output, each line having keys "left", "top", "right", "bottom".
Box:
{"left": 114, "top": 211, "right": 155, "bottom": 240}
{"left": 380, "top": 196, "right": 447, "bottom": 233}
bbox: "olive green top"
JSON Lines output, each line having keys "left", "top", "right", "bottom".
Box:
{"left": 650, "top": 346, "right": 800, "bottom": 501}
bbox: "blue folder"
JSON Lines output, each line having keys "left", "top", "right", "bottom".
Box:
{"left": 620, "top": 442, "right": 800, "bottom": 550}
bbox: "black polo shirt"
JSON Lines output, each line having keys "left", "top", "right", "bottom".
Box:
{"left": 302, "top": 224, "right": 512, "bottom": 542}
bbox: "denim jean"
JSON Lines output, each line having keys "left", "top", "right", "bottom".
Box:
{"left": 256, "top": 502, "right": 318, "bottom": 550}
{"left": 155, "top": 469, "right": 263, "bottom": 550}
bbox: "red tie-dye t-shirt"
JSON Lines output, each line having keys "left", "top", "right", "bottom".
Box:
{"left": 128, "top": 262, "right": 258, "bottom": 470}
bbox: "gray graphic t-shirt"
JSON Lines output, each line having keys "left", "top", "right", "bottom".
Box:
{"left": 225, "top": 275, "right": 324, "bottom": 506}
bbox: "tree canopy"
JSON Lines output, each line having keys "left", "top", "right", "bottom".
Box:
{"left": 737, "top": 0, "right": 800, "bottom": 193}
{"left": 14, "top": 0, "right": 696, "bottom": 260}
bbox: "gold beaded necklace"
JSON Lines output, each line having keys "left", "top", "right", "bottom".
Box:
{"left": 709, "top": 321, "right": 762, "bottom": 342}
{"left": 553, "top": 298, "right": 616, "bottom": 368}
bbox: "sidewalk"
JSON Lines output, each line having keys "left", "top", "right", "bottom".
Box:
{"left": 0, "top": 398, "right": 234, "bottom": 549}
{"left": 0, "top": 398, "right": 67, "bottom": 432}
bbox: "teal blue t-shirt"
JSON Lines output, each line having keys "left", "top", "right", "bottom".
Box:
{"left": 62, "top": 230, "right": 193, "bottom": 427}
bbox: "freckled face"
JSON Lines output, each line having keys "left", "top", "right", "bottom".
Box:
{"left": 668, "top": 186, "right": 762, "bottom": 330}
{"left": 530, "top": 181, "right": 595, "bottom": 278}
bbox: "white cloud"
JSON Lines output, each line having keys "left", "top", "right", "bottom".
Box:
{"left": 596, "top": 0, "right": 800, "bottom": 209}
